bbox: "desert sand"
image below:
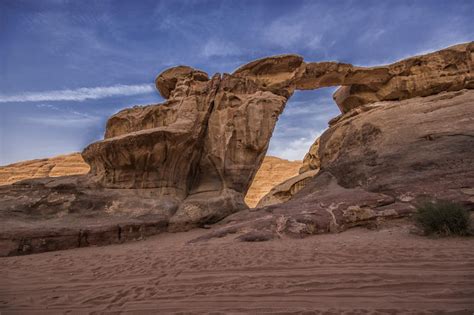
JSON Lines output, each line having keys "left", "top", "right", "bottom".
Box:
{"left": 1, "top": 220, "right": 473, "bottom": 314}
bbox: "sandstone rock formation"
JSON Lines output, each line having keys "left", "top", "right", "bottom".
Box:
{"left": 332, "top": 43, "right": 473, "bottom": 113}
{"left": 0, "top": 153, "right": 299, "bottom": 209}
{"left": 245, "top": 156, "right": 302, "bottom": 207}
{"left": 0, "top": 42, "right": 472, "bottom": 255}
{"left": 256, "top": 170, "right": 318, "bottom": 208}
{"left": 299, "top": 138, "right": 320, "bottom": 174}
{"left": 194, "top": 89, "right": 474, "bottom": 242}
{"left": 255, "top": 138, "right": 320, "bottom": 208}
{"left": 0, "top": 153, "right": 89, "bottom": 186}
{"left": 234, "top": 42, "right": 472, "bottom": 113}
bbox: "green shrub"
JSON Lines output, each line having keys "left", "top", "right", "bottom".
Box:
{"left": 415, "top": 201, "right": 471, "bottom": 236}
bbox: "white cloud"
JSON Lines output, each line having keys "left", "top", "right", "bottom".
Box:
{"left": 36, "top": 103, "right": 60, "bottom": 110}
{"left": 284, "top": 99, "right": 339, "bottom": 117}
{"left": 26, "top": 105, "right": 102, "bottom": 127}
{"left": 261, "top": 3, "right": 338, "bottom": 52}
{"left": 268, "top": 129, "right": 324, "bottom": 161}
{"left": 23, "top": 115, "right": 101, "bottom": 127}
{"left": 201, "top": 39, "right": 242, "bottom": 57}
{"left": 0, "top": 84, "right": 155, "bottom": 103}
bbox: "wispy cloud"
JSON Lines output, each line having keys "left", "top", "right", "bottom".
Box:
{"left": 26, "top": 103, "right": 102, "bottom": 127}
{"left": 23, "top": 115, "right": 101, "bottom": 127}
{"left": 268, "top": 131, "right": 323, "bottom": 161}
{"left": 262, "top": 20, "right": 325, "bottom": 51}
{"left": 0, "top": 84, "right": 155, "bottom": 103}
{"left": 201, "top": 39, "right": 242, "bottom": 57}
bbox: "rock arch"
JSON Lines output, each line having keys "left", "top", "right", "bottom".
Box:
{"left": 1, "top": 42, "right": 471, "bottom": 238}
{"left": 80, "top": 42, "right": 472, "bottom": 229}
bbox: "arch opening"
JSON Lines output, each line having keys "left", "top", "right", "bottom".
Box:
{"left": 244, "top": 87, "right": 340, "bottom": 208}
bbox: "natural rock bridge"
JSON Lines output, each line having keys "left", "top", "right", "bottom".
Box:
{"left": 0, "top": 42, "right": 472, "bottom": 255}
{"left": 83, "top": 42, "right": 472, "bottom": 228}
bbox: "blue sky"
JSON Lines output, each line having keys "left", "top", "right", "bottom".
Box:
{"left": 1, "top": 0, "right": 473, "bottom": 165}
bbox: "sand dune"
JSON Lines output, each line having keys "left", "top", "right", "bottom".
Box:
{"left": 1, "top": 221, "right": 473, "bottom": 314}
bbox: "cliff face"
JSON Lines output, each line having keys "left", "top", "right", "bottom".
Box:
{"left": 0, "top": 42, "right": 472, "bottom": 255}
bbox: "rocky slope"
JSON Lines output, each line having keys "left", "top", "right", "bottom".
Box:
{"left": 0, "top": 153, "right": 89, "bottom": 186}
{"left": 0, "top": 42, "right": 472, "bottom": 256}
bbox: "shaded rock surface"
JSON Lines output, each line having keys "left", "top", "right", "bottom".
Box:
{"left": 0, "top": 43, "right": 473, "bottom": 255}
{"left": 194, "top": 89, "right": 474, "bottom": 242}
{"left": 299, "top": 137, "right": 320, "bottom": 174}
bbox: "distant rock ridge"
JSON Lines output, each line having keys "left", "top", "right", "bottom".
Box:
{"left": 245, "top": 156, "right": 302, "bottom": 207}
{"left": 0, "top": 153, "right": 89, "bottom": 186}
{"left": 0, "top": 42, "right": 472, "bottom": 256}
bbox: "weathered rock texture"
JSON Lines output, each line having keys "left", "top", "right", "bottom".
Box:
{"left": 245, "top": 156, "right": 302, "bottom": 207}
{"left": 0, "top": 153, "right": 298, "bottom": 209}
{"left": 333, "top": 43, "right": 473, "bottom": 113}
{"left": 0, "top": 42, "right": 472, "bottom": 255}
{"left": 299, "top": 138, "right": 321, "bottom": 174}
{"left": 257, "top": 170, "right": 318, "bottom": 208}
{"left": 0, "top": 153, "right": 89, "bottom": 186}
{"left": 233, "top": 42, "right": 472, "bottom": 113}
{"left": 194, "top": 89, "right": 474, "bottom": 242}
{"left": 257, "top": 137, "right": 320, "bottom": 208}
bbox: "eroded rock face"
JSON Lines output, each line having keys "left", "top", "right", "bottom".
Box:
{"left": 83, "top": 67, "right": 215, "bottom": 193}
{"left": 299, "top": 137, "right": 321, "bottom": 174}
{"left": 333, "top": 43, "right": 474, "bottom": 112}
{"left": 232, "top": 42, "right": 473, "bottom": 113}
{"left": 195, "top": 89, "right": 474, "bottom": 242}
{"left": 1, "top": 62, "right": 297, "bottom": 246}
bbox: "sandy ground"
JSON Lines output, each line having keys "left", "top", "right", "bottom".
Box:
{"left": 1, "top": 221, "right": 473, "bottom": 314}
